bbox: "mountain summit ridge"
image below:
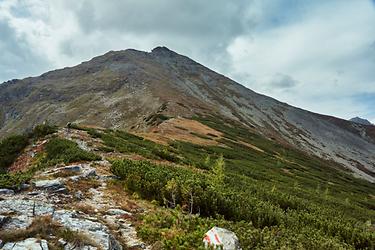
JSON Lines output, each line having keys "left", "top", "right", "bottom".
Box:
{"left": 0, "top": 47, "right": 374, "bottom": 182}
{"left": 350, "top": 117, "right": 373, "bottom": 126}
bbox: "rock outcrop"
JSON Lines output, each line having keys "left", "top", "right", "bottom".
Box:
{"left": 2, "top": 238, "right": 49, "bottom": 250}
{"left": 0, "top": 161, "right": 149, "bottom": 250}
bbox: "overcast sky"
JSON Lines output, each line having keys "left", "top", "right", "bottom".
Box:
{"left": 1, "top": 0, "right": 375, "bottom": 123}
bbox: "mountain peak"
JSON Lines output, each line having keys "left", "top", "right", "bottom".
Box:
{"left": 1, "top": 47, "right": 375, "bottom": 183}
{"left": 151, "top": 46, "right": 178, "bottom": 57}
{"left": 152, "top": 46, "right": 172, "bottom": 53}
{"left": 349, "top": 117, "right": 372, "bottom": 126}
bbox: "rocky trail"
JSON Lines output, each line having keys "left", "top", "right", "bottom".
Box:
{"left": 0, "top": 159, "right": 149, "bottom": 250}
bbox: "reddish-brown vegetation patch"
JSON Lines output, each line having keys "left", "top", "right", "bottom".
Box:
{"left": 138, "top": 118, "right": 223, "bottom": 146}
{"left": 8, "top": 140, "right": 47, "bottom": 173}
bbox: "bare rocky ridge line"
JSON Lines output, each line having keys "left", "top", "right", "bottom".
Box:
{"left": 0, "top": 47, "right": 374, "bottom": 182}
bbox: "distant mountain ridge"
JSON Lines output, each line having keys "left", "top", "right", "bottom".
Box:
{"left": 350, "top": 117, "right": 373, "bottom": 126}
{"left": 0, "top": 46, "right": 374, "bottom": 182}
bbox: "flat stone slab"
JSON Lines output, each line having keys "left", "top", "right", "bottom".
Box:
{"left": 0, "top": 199, "right": 54, "bottom": 230}
{"left": 54, "top": 210, "right": 112, "bottom": 249}
{"left": 0, "top": 188, "right": 15, "bottom": 195}
{"left": 33, "top": 179, "right": 64, "bottom": 190}
{"left": 107, "top": 208, "right": 132, "bottom": 216}
{"left": 62, "top": 164, "right": 82, "bottom": 172}
{"left": 2, "top": 238, "right": 49, "bottom": 250}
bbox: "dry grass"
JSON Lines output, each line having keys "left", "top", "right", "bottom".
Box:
{"left": 74, "top": 203, "right": 97, "bottom": 215}
{"left": 75, "top": 178, "right": 101, "bottom": 189}
{"left": 52, "top": 169, "right": 78, "bottom": 178}
{"left": 91, "top": 161, "right": 112, "bottom": 176}
{"left": 105, "top": 180, "right": 144, "bottom": 214}
{"left": 239, "top": 140, "right": 265, "bottom": 153}
{"left": 65, "top": 178, "right": 101, "bottom": 198}
{"left": 0, "top": 216, "right": 56, "bottom": 242}
{"left": 8, "top": 140, "right": 47, "bottom": 173}
{"left": 138, "top": 118, "right": 223, "bottom": 146}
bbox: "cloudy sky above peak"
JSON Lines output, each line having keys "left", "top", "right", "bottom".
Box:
{"left": 1, "top": 0, "right": 375, "bottom": 123}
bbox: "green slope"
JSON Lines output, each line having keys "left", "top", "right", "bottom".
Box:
{"left": 85, "top": 117, "right": 374, "bottom": 249}
{"left": 1, "top": 118, "right": 374, "bottom": 249}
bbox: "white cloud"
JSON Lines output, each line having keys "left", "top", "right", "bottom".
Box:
{"left": 226, "top": 0, "right": 375, "bottom": 119}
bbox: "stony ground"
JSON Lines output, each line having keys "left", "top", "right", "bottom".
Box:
{"left": 0, "top": 160, "right": 150, "bottom": 250}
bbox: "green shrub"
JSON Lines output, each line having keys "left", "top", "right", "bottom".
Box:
{"left": 137, "top": 207, "right": 353, "bottom": 250}
{"left": 0, "top": 171, "right": 33, "bottom": 189}
{"left": 151, "top": 147, "right": 180, "bottom": 162}
{"left": 85, "top": 128, "right": 102, "bottom": 138}
{"left": 111, "top": 157, "right": 375, "bottom": 249}
{"left": 80, "top": 121, "right": 375, "bottom": 249}
{"left": 0, "top": 135, "right": 29, "bottom": 173}
{"left": 31, "top": 123, "right": 57, "bottom": 139}
{"left": 45, "top": 138, "right": 101, "bottom": 164}
{"left": 66, "top": 123, "right": 82, "bottom": 130}
{"left": 111, "top": 159, "right": 282, "bottom": 227}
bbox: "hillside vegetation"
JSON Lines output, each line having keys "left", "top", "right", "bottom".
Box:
{"left": 1, "top": 117, "right": 374, "bottom": 249}
{"left": 0, "top": 124, "right": 100, "bottom": 189}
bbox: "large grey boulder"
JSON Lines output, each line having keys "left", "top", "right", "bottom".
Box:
{"left": 203, "top": 227, "right": 241, "bottom": 250}
{"left": 2, "top": 238, "right": 49, "bottom": 250}
{"left": 0, "top": 199, "right": 54, "bottom": 216}
{"left": 81, "top": 168, "right": 97, "bottom": 178}
{"left": 0, "top": 188, "right": 15, "bottom": 195}
{"left": 33, "top": 179, "right": 64, "bottom": 190}
{"left": 53, "top": 210, "right": 121, "bottom": 249}
{"left": 62, "top": 164, "right": 82, "bottom": 172}
{"left": 107, "top": 208, "right": 132, "bottom": 216}
{"left": 0, "top": 199, "right": 54, "bottom": 230}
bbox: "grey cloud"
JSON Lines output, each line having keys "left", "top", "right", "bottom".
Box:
{"left": 1, "top": 0, "right": 375, "bottom": 122}
{"left": 267, "top": 74, "right": 298, "bottom": 89}
{"left": 0, "top": 21, "right": 49, "bottom": 82}
{"left": 70, "top": 0, "right": 255, "bottom": 73}
{"left": 76, "top": 0, "right": 250, "bottom": 38}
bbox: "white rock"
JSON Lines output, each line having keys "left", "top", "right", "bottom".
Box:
{"left": 33, "top": 179, "right": 64, "bottom": 190}
{"left": 40, "top": 240, "right": 49, "bottom": 250}
{"left": 2, "top": 238, "right": 49, "bottom": 250}
{"left": 0, "top": 188, "right": 15, "bottom": 195}
{"left": 62, "top": 164, "right": 82, "bottom": 172}
{"left": 20, "top": 183, "right": 31, "bottom": 190}
{"left": 68, "top": 166, "right": 97, "bottom": 181}
{"left": 0, "top": 199, "right": 54, "bottom": 230}
{"left": 203, "top": 227, "right": 241, "bottom": 250}
{"left": 82, "top": 168, "right": 97, "bottom": 178}
{"left": 0, "top": 199, "right": 54, "bottom": 216}
{"left": 53, "top": 187, "right": 68, "bottom": 194}
{"left": 107, "top": 209, "right": 132, "bottom": 216}
{"left": 53, "top": 209, "right": 115, "bottom": 249}
{"left": 58, "top": 238, "right": 67, "bottom": 246}
{"left": 2, "top": 214, "right": 33, "bottom": 230}
{"left": 75, "top": 190, "right": 84, "bottom": 200}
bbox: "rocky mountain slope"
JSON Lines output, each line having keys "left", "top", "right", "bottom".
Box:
{"left": 0, "top": 47, "right": 374, "bottom": 182}
{"left": 350, "top": 117, "right": 373, "bottom": 126}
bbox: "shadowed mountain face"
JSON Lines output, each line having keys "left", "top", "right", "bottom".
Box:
{"left": 350, "top": 117, "right": 373, "bottom": 126}
{"left": 0, "top": 46, "right": 374, "bottom": 182}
